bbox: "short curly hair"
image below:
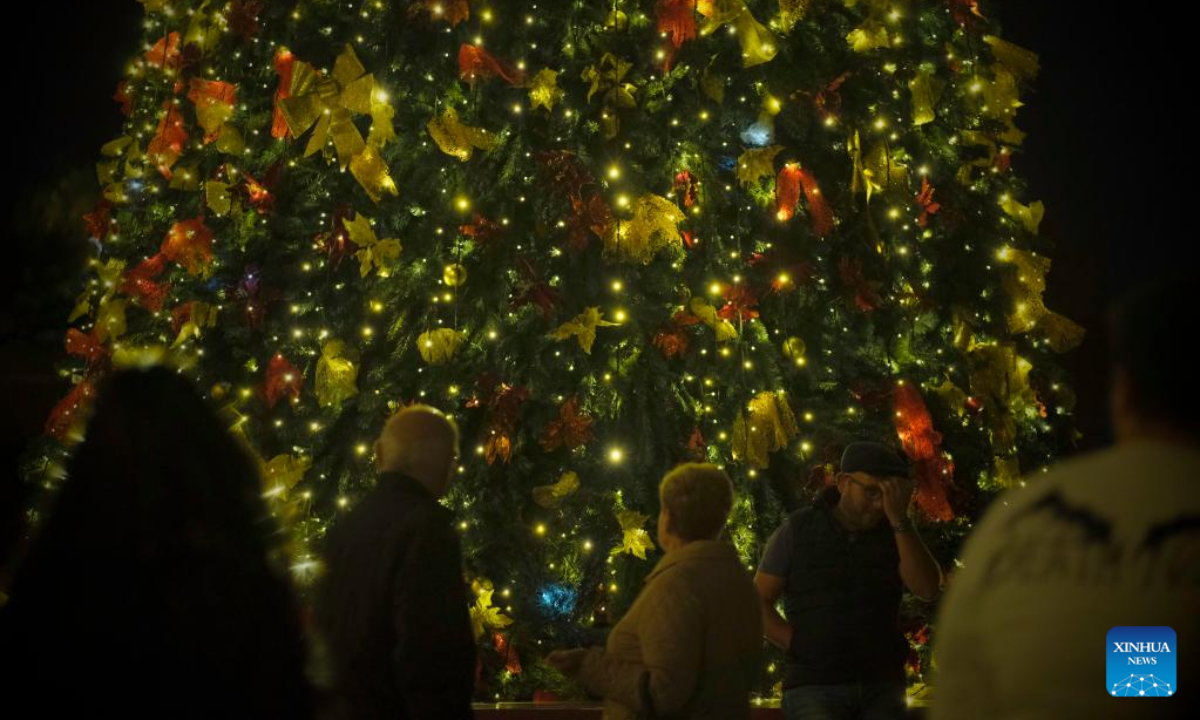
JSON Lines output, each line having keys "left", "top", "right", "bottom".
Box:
{"left": 659, "top": 463, "right": 735, "bottom": 541}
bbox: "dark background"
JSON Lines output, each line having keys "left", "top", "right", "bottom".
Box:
{"left": 2, "top": 2, "right": 1191, "bottom": 557}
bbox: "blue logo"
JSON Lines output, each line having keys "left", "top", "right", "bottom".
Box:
{"left": 1107, "top": 626, "right": 1176, "bottom": 697}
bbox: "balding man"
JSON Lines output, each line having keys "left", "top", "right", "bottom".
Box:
{"left": 316, "top": 406, "right": 475, "bottom": 720}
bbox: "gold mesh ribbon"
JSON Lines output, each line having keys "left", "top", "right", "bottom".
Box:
{"left": 731, "top": 391, "right": 799, "bottom": 469}
{"left": 549, "top": 307, "right": 619, "bottom": 354}
{"left": 604, "top": 194, "right": 685, "bottom": 264}
{"left": 316, "top": 340, "right": 359, "bottom": 408}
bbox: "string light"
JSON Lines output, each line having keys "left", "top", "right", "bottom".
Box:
{"left": 66, "top": 6, "right": 1072, "bottom": 704}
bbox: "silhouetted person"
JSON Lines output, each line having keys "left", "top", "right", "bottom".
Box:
{"left": 0, "top": 367, "right": 314, "bottom": 718}
{"left": 933, "top": 276, "right": 1200, "bottom": 719}
{"left": 316, "top": 405, "right": 475, "bottom": 720}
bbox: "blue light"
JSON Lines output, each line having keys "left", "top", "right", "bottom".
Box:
{"left": 538, "top": 584, "right": 578, "bottom": 617}
{"left": 740, "top": 121, "right": 773, "bottom": 147}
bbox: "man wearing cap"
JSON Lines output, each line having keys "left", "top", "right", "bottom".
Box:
{"left": 755, "top": 441, "right": 943, "bottom": 719}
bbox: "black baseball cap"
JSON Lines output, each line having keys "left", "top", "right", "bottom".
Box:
{"left": 840, "top": 441, "right": 910, "bottom": 478}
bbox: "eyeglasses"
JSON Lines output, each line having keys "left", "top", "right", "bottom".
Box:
{"left": 845, "top": 475, "right": 883, "bottom": 501}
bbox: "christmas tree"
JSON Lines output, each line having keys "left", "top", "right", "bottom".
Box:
{"left": 31, "top": 0, "right": 1082, "bottom": 702}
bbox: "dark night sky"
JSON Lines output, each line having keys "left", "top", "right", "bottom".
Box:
{"left": 2, "top": 1, "right": 1191, "bottom": 449}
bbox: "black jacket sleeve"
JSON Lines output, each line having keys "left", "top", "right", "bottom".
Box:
{"left": 391, "top": 509, "right": 476, "bottom": 719}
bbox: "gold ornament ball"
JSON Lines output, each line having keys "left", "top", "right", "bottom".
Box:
{"left": 211, "top": 381, "right": 231, "bottom": 400}
{"left": 782, "top": 337, "right": 807, "bottom": 361}
{"left": 443, "top": 263, "right": 468, "bottom": 287}
{"left": 604, "top": 9, "right": 628, "bottom": 30}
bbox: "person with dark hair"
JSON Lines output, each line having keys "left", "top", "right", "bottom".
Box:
{"left": 315, "top": 405, "right": 475, "bottom": 720}
{"left": 1107, "top": 274, "right": 1199, "bottom": 442}
{"left": 755, "top": 441, "right": 943, "bottom": 720}
{"left": 0, "top": 367, "right": 314, "bottom": 718}
{"left": 932, "top": 276, "right": 1200, "bottom": 720}
{"left": 547, "top": 463, "right": 762, "bottom": 720}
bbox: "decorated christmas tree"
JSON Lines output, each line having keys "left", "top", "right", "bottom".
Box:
{"left": 30, "top": 0, "right": 1082, "bottom": 702}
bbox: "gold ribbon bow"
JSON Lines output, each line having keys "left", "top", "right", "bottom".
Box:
{"left": 528, "top": 68, "right": 563, "bottom": 112}
{"left": 968, "top": 343, "right": 1039, "bottom": 450}
{"left": 689, "top": 297, "right": 738, "bottom": 341}
{"left": 582, "top": 53, "right": 638, "bottom": 138}
{"left": 699, "top": 0, "right": 778, "bottom": 67}
{"left": 731, "top": 391, "right": 799, "bottom": 469}
{"left": 849, "top": 131, "right": 907, "bottom": 201}
{"left": 262, "top": 454, "right": 311, "bottom": 500}
{"left": 279, "top": 46, "right": 397, "bottom": 201}
{"left": 908, "top": 65, "right": 944, "bottom": 126}
{"left": 172, "top": 302, "right": 219, "bottom": 347}
{"left": 418, "top": 328, "right": 467, "bottom": 365}
{"left": 427, "top": 107, "right": 499, "bottom": 161}
{"left": 604, "top": 194, "right": 685, "bottom": 264}
{"left": 737, "top": 145, "right": 784, "bottom": 188}
{"left": 316, "top": 340, "right": 360, "bottom": 408}
{"left": 279, "top": 45, "right": 374, "bottom": 166}
{"left": 345, "top": 213, "right": 402, "bottom": 278}
{"left": 996, "top": 246, "right": 1084, "bottom": 352}
{"left": 550, "top": 307, "right": 619, "bottom": 354}
{"left": 778, "top": 0, "right": 814, "bottom": 32}
{"left": 96, "top": 136, "right": 145, "bottom": 204}
{"left": 612, "top": 509, "right": 655, "bottom": 560}
{"left": 532, "top": 471, "right": 581, "bottom": 509}
{"left": 469, "top": 586, "right": 514, "bottom": 639}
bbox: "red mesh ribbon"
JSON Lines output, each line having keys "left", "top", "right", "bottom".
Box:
{"left": 838, "top": 257, "right": 881, "bottom": 312}
{"left": 83, "top": 200, "right": 115, "bottom": 240}
{"left": 797, "top": 167, "right": 833, "bottom": 237}
{"left": 776, "top": 164, "right": 803, "bottom": 222}
{"left": 893, "top": 383, "right": 955, "bottom": 521}
{"left": 948, "top": 0, "right": 985, "bottom": 28}
{"left": 65, "top": 330, "right": 107, "bottom": 366}
{"left": 916, "top": 177, "right": 941, "bottom": 227}
{"left": 493, "top": 633, "right": 522, "bottom": 675}
{"left": 540, "top": 396, "right": 594, "bottom": 452}
{"left": 458, "top": 44, "right": 525, "bottom": 86}
{"left": 657, "top": 0, "right": 697, "bottom": 48}
{"left": 147, "top": 102, "right": 188, "bottom": 178}
{"left": 113, "top": 81, "right": 133, "bottom": 116}
{"left": 778, "top": 163, "right": 832, "bottom": 236}
{"left": 145, "top": 32, "right": 181, "bottom": 69}
{"left": 121, "top": 254, "right": 170, "bottom": 312}
{"left": 263, "top": 354, "right": 304, "bottom": 408}
{"left": 160, "top": 216, "right": 213, "bottom": 276}
{"left": 424, "top": 0, "right": 469, "bottom": 26}
{"left": 271, "top": 48, "right": 296, "bottom": 139}
{"left": 187, "top": 78, "right": 237, "bottom": 143}
{"left": 674, "top": 170, "right": 699, "bottom": 207}
{"left": 46, "top": 380, "right": 98, "bottom": 440}
{"left": 229, "top": 0, "right": 264, "bottom": 40}
{"left": 468, "top": 375, "right": 529, "bottom": 465}
{"left": 719, "top": 284, "right": 760, "bottom": 321}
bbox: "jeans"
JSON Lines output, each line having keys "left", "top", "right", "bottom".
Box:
{"left": 783, "top": 682, "right": 907, "bottom": 720}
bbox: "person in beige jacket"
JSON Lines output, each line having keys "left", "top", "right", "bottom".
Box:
{"left": 547, "top": 463, "right": 763, "bottom": 719}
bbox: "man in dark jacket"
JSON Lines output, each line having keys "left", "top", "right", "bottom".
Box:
{"left": 317, "top": 405, "right": 475, "bottom": 720}
{"left": 755, "top": 441, "right": 943, "bottom": 720}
